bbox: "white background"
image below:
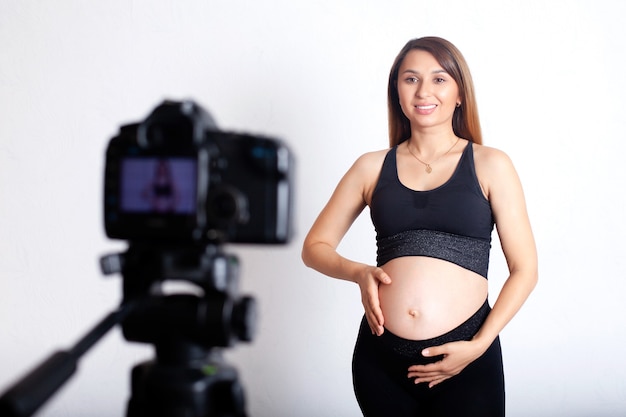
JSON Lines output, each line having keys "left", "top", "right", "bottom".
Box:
{"left": 1, "top": 1, "right": 625, "bottom": 416}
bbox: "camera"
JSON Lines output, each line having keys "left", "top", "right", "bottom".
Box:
{"left": 104, "top": 99, "right": 293, "bottom": 244}
{"left": 0, "top": 100, "right": 294, "bottom": 417}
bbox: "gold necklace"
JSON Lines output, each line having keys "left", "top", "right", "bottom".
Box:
{"left": 406, "top": 138, "right": 461, "bottom": 174}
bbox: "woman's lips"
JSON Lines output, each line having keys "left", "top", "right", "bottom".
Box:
{"left": 414, "top": 104, "right": 437, "bottom": 115}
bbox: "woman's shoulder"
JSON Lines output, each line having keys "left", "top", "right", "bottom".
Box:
{"left": 472, "top": 142, "right": 514, "bottom": 172}
{"left": 352, "top": 147, "right": 393, "bottom": 169}
{"left": 472, "top": 143, "right": 520, "bottom": 198}
{"left": 348, "top": 148, "right": 390, "bottom": 183}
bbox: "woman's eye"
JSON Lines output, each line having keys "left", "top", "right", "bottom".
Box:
{"left": 405, "top": 77, "right": 418, "bottom": 83}
{"left": 434, "top": 77, "right": 446, "bottom": 83}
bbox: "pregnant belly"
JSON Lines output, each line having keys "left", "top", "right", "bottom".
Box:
{"left": 378, "top": 256, "right": 488, "bottom": 340}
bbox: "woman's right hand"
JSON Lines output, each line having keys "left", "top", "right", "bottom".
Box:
{"left": 356, "top": 266, "right": 391, "bottom": 336}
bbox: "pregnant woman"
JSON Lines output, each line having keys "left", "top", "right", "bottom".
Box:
{"left": 302, "top": 36, "right": 537, "bottom": 417}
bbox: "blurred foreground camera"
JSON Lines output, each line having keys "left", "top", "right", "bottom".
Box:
{"left": 104, "top": 99, "right": 293, "bottom": 244}
{"left": 0, "top": 100, "right": 294, "bottom": 417}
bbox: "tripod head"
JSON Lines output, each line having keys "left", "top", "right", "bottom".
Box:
{"left": 102, "top": 242, "right": 256, "bottom": 417}
{"left": 104, "top": 242, "right": 257, "bottom": 349}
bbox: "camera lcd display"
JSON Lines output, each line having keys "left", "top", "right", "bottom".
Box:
{"left": 119, "top": 157, "right": 197, "bottom": 214}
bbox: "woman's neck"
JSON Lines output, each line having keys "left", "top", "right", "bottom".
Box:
{"left": 407, "top": 128, "right": 459, "bottom": 157}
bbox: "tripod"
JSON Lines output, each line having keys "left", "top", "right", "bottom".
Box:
{"left": 0, "top": 243, "right": 255, "bottom": 417}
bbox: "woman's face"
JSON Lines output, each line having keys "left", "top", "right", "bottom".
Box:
{"left": 396, "top": 49, "right": 460, "bottom": 133}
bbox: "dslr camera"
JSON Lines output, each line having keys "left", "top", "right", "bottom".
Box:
{"left": 104, "top": 99, "right": 293, "bottom": 245}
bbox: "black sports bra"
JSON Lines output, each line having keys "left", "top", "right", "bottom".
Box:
{"left": 369, "top": 141, "right": 494, "bottom": 278}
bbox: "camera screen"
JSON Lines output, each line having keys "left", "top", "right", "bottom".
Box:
{"left": 119, "top": 157, "right": 197, "bottom": 214}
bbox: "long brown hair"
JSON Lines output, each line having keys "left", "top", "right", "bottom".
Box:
{"left": 387, "top": 37, "right": 482, "bottom": 147}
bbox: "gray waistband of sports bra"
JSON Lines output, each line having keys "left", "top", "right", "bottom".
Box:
{"left": 376, "top": 229, "right": 491, "bottom": 278}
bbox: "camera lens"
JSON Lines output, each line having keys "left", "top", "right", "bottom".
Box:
{"left": 209, "top": 187, "right": 250, "bottom": 224}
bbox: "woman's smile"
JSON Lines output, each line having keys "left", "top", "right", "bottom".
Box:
{"left": 414, "top": 104, "right": 437, "bottom": 115}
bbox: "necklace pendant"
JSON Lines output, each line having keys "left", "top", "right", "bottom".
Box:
{"left": 425, "top": 165, "right": 432, "bottom": 174}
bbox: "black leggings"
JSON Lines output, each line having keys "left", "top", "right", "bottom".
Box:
{"left": 352, "top": 300, "right": 505, "bottom": 417}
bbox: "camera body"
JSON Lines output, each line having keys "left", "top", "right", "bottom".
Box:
{"left": 104, "top": 100, "right": 293, "bottom": 244}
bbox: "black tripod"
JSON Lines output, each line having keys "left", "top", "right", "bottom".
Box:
{"left": 0, "top": 243, "right": 256, "bottom": 417}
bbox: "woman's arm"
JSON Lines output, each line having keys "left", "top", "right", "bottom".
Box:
{"left": 302, "top": 151, "right": 391, "bottom": 335}
{"left": 471, "top": 146, "right": 538, "bottom": 349}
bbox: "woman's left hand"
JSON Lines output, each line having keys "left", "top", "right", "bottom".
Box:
{"left": 407, "top": 340, "right": 486, "bottom": 388}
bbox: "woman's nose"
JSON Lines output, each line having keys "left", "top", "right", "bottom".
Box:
{"left": 415, "top": 82, "right": 430, "bottom": 98}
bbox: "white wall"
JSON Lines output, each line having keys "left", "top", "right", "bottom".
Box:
{"left": 1, "top": 1, "right": 625, "bottom": 416}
